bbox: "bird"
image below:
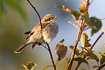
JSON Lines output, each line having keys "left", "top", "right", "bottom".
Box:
{"left": 14, "top": 14, "right": 59, "bottom": 53}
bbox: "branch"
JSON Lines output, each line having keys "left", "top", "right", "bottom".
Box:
{"left": 27, "top": 0, "right": 42, "bottom": 30}
{"left": 67, "top": 21, "right": 79, "bottom": 29}
{"left": 97, "top": 63, "right": 105, "bottom": 70}
{"left": 67, "top": 22, "right": 84, "bottom": 70}
{"left": 46, "top": 43, "right": 56, "bottom": 70}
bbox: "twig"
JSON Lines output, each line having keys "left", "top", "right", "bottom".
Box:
{"left": 46, "top": 43, "right": 56, "bottom": 70}
{"left": 67, "top": 21, "right": 79, "bottom": 29}
{"left": 100, "top": 18, "right": 105, "bottom": 20}
{"left": 90, "top": 32, "right": 104, "bottom": 49}
{"left": 27, "top": 0, "right": 42, "bottom": 30}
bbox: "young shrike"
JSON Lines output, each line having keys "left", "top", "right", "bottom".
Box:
{"left": 14, "top": 14, "right": 59, "bottom": 53}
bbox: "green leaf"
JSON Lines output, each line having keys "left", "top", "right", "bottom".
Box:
{"left": 99, "top": 52, "right": 105, "bottom": 65}
{"left": 80, "top": 13, "right": 89, "bottom": 20}
{"left": 71, "top": 11, "right": 81, "bottom": 20}
{"left": 22, "top": 61, "right": 37, "bottom": 70}
{"left": 79, "top": 4, "right": 86, "bottom": 13}
{"left": 82, "top": 48, "right": 99, "bottom": 62}
{"left": 74, "top": 57, "right": 88, "bottom": 65}
{"left": 2, "top": 0, "right": 27, "bottom": 22}
{"left": 55, "top": 39, "right": 67, "bottom": 63}
{"left": 42, "top": 66, "right": 48, "bottom": 70}
{"left": 92, "top": 65, "right": 98, "bottom": 69}
{"left": 85, "top": 17, "right": 102, "bottom": 36}
{"left": 81, "top": 33, "right": 89, "bottom": 47}
{"left": 54, "top": 5, "right": 80, "bottom": 20}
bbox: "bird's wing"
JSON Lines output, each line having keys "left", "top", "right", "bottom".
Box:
{"left": 26, "top": 23, "right": 50, "bottom": 40}
{"left": 24, "top": 31, "right": 31, "bottom": 34}
{"left": 42, "top": 23, "right": 50, "bottom": 28}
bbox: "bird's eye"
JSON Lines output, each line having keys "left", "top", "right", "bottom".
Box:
{"left": 52, "top": 17, "right": 54, "bottom": 19}
{"left": 48, "top": 18, "right": 51, "bottom": 20}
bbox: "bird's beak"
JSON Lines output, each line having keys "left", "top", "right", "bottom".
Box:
{"left": 54, "top": 16, "right": 58, "bottom": 19}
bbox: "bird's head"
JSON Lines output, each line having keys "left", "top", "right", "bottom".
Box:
{"left": 41, "top": 14, "right": 58, "bottom": 23}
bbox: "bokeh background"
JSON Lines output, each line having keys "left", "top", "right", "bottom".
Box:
{"left": 0, "top": 0, "right": 105, "bottom": 70}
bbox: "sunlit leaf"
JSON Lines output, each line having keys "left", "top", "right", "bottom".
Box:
{"left": 77, "top": 68, "right": 86, "bottom": 70}
{"left": 79, "top": 4, "right": 86, "bottom": 13}
{"left": 92, "top": 65, "right": 98, "bottom": 69}
{"left": 55, "top": 39, "right": 67, "bottom": 63}
{"left": 2, "top": 0, "right": 27, "bottom": 22}
{"left": 99, "top": 52, "right": 105, "bottom": 65}
{"left": 69, "top": 45, "right": 74, "bottom": 50}
{"left": 42, "top": 66, "right": 49, "bottom": 70}
{"left": 74, "top": 57, "right": 88, "bottom": 65}
{"left": 22, "top": 61, "right": 37, "bottom": 70}
{"left": 82, "top": 48, "right": 99, "bottom": 62}
{"left": 85, "top": 17, "right": 102, "bottom": 36}
{"left": 54, "top": 5, "right": 80, "bottom": 19}
{"left": 81, "top": 33, "right": 89, "bottom": 47}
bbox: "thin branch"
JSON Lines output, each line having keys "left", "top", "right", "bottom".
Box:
{"left": 97, "top": 63, "right": 105, "bottom": 70}
{"left": 75, "top": 62, "right": 81, "bottom": 70}
{"left": 67, "top": 22, "right": 83, "bottom": 70}
{"left": 90, "top": 32, "right": 104, "bottom": 49}
{"left": 67, "top": 21, "right": 79, "bottom": 29}
{"left": 27, "top": 0, "right": 42, "bottom": 30}
{"left": 81, "top": 0, "right": 86, "bottom": 6}
{"left": 46, "top": 43, "right": 56, "bottom": 70}
{"left": 71, "top": 15, "right": 81, "bottom": 26}
{"left": 85, "top": 0, "right": 89, "bottom": 14}
{"left": 42, "top": 44, "right": 48, "bottom": 50}
{"left": 75, "top": 20, "right": 81, "bottom": 27}
{"left": 100, "top": 18, "right": 105, "bottom": 20}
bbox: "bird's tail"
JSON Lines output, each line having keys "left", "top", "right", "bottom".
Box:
{"left": 14, "top": 40, "right": 30, "bottom": 53}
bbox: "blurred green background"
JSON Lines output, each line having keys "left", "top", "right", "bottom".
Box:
{"left": 0, "top": 0, "right": 105, "bottom": 70}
